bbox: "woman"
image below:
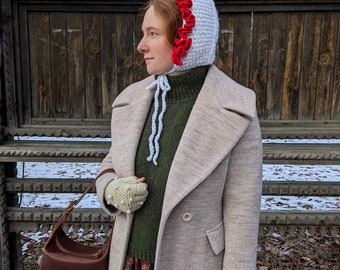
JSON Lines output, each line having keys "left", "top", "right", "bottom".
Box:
{"left": 96, "top": 0, "right": 263, "bottom": 269}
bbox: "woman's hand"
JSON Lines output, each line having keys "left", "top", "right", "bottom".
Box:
{"left": 104, "top": 176, "right": 148, "bottom": 214}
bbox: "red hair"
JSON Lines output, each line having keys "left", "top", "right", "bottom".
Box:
{"left": 142, "top": 0, "right": 182, "bottom": 46}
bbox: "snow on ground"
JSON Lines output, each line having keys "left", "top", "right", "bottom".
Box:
{"left": 261, "top": 138, "right": 340, "bottom": 210}
{"left": 14, "top": 137, "right": 340, "bottom": 211}
{"left": 16, "top": 161, "right": 340, "bottom": 211}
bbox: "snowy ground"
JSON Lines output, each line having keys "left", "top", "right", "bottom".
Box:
{"left": 16, "top": 162, "right": 340, "bottom": 211}
{"left": 15, "top": 137, "right": 340, "bottom": 211}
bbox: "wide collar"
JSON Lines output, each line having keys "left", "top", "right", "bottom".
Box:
{"left": 110, "top": 65, "right": 255, "bottom": 215}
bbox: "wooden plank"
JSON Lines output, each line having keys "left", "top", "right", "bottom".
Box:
{"left": 315, "top": 12, "right": 337, "bottom": 120}
{"left": 29, "top": 12, "right": 53, "bottom": 119}
{"left": 281, "top": 12, "right": 303, "bottom": 120}
{"left": 260, "top": 120, "right": 340, "bottom": 139}
{"left": 298, "top": 12, "right": 321, "bottom": 119}
{"left": 101, "top": 13, "right": 118, "bottom": 118}
{"left": 17, "top": 6, "right": 29, "bottom": 126}
{"left": 266, "top": 12, "right": 287, "bottom": 120}
{"left": 4, "top": 124, "right": 111, "bottom": 137}
{"left": 84, "top": 13, "right": 102, "bottom": 118}
{"left": 216, "top": 12, "right": 235, "bottom": 77}
{"left": 1, "top": 139, "right": 339, "bottom": 164}
{"left": 262, "top": 181, "right": 340, "bottom": 196}
{"left": 6, "top": 178, "right": 340, "bottom": 196}
{"left": 116, "top": 13, "right": 135, "bottom": 93}
{"left": 5, "top": 178, "right": 98, "bottom": 193}
{"left": 233, "top": 13, "right": 251, "bottom": 86}
{"left": 50, "top": 12, "right": 69, "bottom": 118}
{"left": 263, "top": 143, "right": 340, "bottom": 164}
{"left": 259, "top": 210, "right": 340, "bottom": 226}
{"left": 249, "top": 12, "right": 270, "bottom": 119}
{"left": 7, "top": 208, "right": 340, "bottom": 233}
{"left": 331, "top": 12, "right": 340, "bottom": 120}
{"left": 134, "top": 11, "right": 148, "bottom": 82}
{"left": 66, "top": 12, "right": 85, "bottom": 118}
{"left": 0, "top": 140, "right": 110, "bottom": 162}
{"left": 4, "top": 119, "right": 340, "bottom": 138}
{"left": 7, "top": 207, "right": 111, "bottom": 224}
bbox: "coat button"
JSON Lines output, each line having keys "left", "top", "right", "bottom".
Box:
{"left": 182, "top": 212, "right": 192, "bottom": 222}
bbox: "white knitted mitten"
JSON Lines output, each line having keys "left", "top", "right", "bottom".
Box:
{"left": 104, "top": 176, "right": 148, "bottom": 214}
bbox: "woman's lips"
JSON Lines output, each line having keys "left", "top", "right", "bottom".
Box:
{"left": 145, "top": 57, "right": 154, "bottom": 63}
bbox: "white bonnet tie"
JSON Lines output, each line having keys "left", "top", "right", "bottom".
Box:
{"left": 143, "top": 0, "right": 219, "bottom": 166}
{"left": 146, "top": 74, "right": 171, "bottom": 166}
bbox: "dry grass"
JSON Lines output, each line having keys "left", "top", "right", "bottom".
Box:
{"left": 22, "top": 231, "right": 340, "bottom": 270}
{"left": 257, "top": 234, "right": 340, "bottom": 270}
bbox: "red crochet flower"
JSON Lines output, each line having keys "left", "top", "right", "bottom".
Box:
{"left": 172, "top": 0, "right": 195, "bottom": 66}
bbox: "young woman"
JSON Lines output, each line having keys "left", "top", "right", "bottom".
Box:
{"left": 96, "top": 0, "right": 263, "bottom": 269}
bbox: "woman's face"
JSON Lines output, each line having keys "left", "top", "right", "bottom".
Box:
{"left": 137, "top": 5, "right": 174, "bottom": 75}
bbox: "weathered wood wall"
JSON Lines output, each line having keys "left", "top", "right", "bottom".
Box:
{"left": 26, "top": 11, "right": 144, "bottom": 121}
{"left": 1, "top": 0, "right": 340, "bottom": 136}
{"left": 216, "top": 9, "right": 340, "bottom": 121}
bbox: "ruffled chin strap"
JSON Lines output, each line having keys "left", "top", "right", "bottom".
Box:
{"left": 145, "top": 69, "right": 175, "bottom": 166}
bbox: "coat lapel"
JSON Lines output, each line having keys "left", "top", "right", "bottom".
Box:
{"left": 161, "top": 66, "right": 256, "bottom": 221}
{"left": 109, "top": 76, "right": 155, "bottom": 177}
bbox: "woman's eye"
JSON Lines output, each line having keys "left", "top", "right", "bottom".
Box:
{"left": 150, "top": 32, "right": 158, "bottom": 37}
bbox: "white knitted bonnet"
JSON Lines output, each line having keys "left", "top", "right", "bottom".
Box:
{"left": 172, "top": 0, "right": 219, "bottom": 72}
{"left": 146, "top": 0, "right": 220, "bottom": 165}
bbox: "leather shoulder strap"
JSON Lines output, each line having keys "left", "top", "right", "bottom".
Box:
{"left": 53, "top": 168, "right": 115, "bottom": 230}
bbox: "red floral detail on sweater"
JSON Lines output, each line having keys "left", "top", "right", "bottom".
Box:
{"left": 172, "top": 0, "right": 195, "bottom": 66}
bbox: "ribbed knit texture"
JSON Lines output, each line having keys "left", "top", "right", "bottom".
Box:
{"left": 173, "top": 0, "right": 219, "bottom": 72}
{"left": 127, "top": 66, "right": 208, "bottom": 263}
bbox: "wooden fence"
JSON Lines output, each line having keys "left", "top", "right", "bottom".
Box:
{"left": 0, "top": 0, "right": 340, "bottom": 269}
{"left": 1, "top": 0, "right": 339, "bottom": 137}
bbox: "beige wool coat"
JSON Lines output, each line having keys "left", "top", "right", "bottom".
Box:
{"left": 96, "top": 65, "right": 263, "bottom": 270}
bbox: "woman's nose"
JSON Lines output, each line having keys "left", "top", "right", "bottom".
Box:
{"left": 137, "top": 37, "right": 147, "bottom": 53}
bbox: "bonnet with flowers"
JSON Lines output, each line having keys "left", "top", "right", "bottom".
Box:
{"left": 146, "top": 0, "right": 219, "bottom": 165}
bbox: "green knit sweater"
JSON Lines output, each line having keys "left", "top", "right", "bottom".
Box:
{"left": 127, "top": 66, "right": 208, "bottom": 263}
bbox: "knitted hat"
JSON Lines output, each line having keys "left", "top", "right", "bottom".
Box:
{"left": 146, "top": 0, "right": 219, "bottom": 165}
{"left": 172, "top": 0, "right": 219, "bottom": 72}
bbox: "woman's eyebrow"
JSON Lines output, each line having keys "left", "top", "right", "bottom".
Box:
{"left": 142, "top": 26, "right": 157, "bottom": 32}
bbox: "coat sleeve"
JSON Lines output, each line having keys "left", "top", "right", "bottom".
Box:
{"left": 95, "top": 150, "right": 122, "bottom": 216}
{"left": 222, "top": 115, "right": 263, "bottom": 269}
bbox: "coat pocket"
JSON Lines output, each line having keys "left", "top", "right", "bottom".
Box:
{"left": 206, "top": 221, "right": 225, "bottom": 256}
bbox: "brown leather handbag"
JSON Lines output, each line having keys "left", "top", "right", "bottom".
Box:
{"left": 39, "top": 168, "right": 115, "bottom": 270}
